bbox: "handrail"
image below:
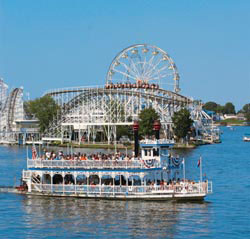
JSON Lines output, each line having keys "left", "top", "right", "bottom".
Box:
{"left": 140, "top": 139, "right": 175, "bottom": 144}
{"left": 31, "top": 182, "right": 209, "bottom": 195}
{"left": 27, "top": 158, "right": 161, "bottom": 169}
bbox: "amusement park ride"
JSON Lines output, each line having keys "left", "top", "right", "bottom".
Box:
{"left": 0, "top": 44, "right": 220, "bottom": 145}
{"left": 0, "top": 78, "right": 26, "bottom": 144}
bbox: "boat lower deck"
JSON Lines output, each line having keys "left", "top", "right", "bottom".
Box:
{"left": 20, "top": 191, "right": 207, "bottom": 201}
{"left": 1, "top": 184, "right": 208, "bottom": 201}
{"left": 19, "top": 182, "right": 211, "bottom": 201}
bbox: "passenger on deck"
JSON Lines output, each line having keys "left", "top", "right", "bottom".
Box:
{"left": 51, "top": 151, "right": 57, "bottom": 160}
{"left": 58, "top": 151, "right": 64, "bottom": 160}
{"left": 80, "top": 154, "right": 87, "bottom": 160}
{"left": 45, "top": 151, "right": 51, "bottom": 160}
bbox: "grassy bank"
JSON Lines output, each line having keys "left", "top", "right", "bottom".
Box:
{"left": 172, "top": 143, "right": 196, "bottom": 149}
{"left": 172, "top": 139, "right": 220, "bottom": 149}
{"left": 219, "top": 119, "right": 246, "bottom": 126}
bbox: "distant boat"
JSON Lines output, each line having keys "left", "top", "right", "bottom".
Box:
{"left": 227, "top": 125, "right": 235, "bottom": 131}
{"left": 243, "top": 134, "right": 250, "bottom": 142}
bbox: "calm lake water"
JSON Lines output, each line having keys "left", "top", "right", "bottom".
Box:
{"left": 0, "top": 126, "right": 250, "bottom": 238}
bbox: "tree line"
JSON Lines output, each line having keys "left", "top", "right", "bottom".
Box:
{"left": 203, "top": 101, "right": 250, "bottom": 122}
{"left": 24, "top": 96, "right": 193, "bottom": 142}
{"left": 202, "top": 101, "right": 236, "bottom": 114}
{"left": 24, "top": 95, "right": 250, "bottom": 143}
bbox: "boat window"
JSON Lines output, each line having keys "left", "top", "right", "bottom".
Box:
{"left": 144, "top": 148, "right": 152, "bottom": 156}
{"left": 161, "top": 149, "right": 168, "bottom": 156}
{"left": 153, "top": 148, "right": 159, "bottom": 156}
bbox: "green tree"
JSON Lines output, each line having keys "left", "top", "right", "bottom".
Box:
{"left": 117, "top": 125, "right": 133, "bottom": 140}
{"left": 172, "top": 108, "right": 193, "bottom": 142}
{"left": 239, "top": 103, "right": 250, "bottom": 124}
{"left": 203, "top": 101, "right": 236, "bottom": 115}
{"left": 24, "top": 95, "right": 60, "bottom": 132}
{"left": 203, "top": 101, "right": 218, "bottom": 112}
{"left": 215, "top": 105, "right": 224, "bottom": 114}
{"left": 241, "top": 103, "right": 250, "bottom": 114}
{"left": 138, "top": 107, "right": 160, "bottom": 138}
{"left": 223, "top": 102, "right": 235, "bottom": 114}
{"left": 245, "top": 112, "right": 250, "bottom": 123}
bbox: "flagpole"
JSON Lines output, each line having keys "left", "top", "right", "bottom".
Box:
{"left": 39, "top": 143, "right": 41, "bottom": 158}
{"left": 26, "top": 145, "right": 28, "bottom": 159}
{"left": 200, "top": 156, "right": 202, "bottom": 183}
{"left": 183, "top": 158, "right": 185, "bottom": 182}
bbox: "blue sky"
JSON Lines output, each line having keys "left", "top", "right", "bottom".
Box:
{"left": 0, "top": 0, "right": 249, "bottom": 110}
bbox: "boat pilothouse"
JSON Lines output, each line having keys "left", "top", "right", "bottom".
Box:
{"left": 20, "top": 121, "right": 212, "bottom": 201}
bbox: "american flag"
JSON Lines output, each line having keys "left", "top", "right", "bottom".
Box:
{"left": 32, "top": 144, "right": 37, "bottom": 159}
{"left": 197, "top": 156, "right": 202, "bottom": 167}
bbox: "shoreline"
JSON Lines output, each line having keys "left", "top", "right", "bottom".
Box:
{"left": 0, "top": 140, "right": 221, "bottom": 149}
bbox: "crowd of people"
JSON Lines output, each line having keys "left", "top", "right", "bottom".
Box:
{"left": 40, "top": 150, "right": 135, "bottom": 161}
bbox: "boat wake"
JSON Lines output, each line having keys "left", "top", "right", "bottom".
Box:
{"left": 0, "top": 186, "right": 17, "bottom": 193}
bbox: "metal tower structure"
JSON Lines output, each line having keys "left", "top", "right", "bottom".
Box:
{"left": 43, "top": 86, "right": 192, "bottom": 143}
{"left": 0, "top": 79, "right": 24, "bottom": 142}
{"left": 0, "top": 78, "right": 8, "bottom": 111}
{"left": 190, "top": 103, "right": 221, "bottom": 143}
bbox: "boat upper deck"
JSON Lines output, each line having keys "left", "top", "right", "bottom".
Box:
{"left": 28, "top": 138, "right": 175, "bottom": 170}
{"left": 27, "top": 157, "right": 161, "bottom": 170}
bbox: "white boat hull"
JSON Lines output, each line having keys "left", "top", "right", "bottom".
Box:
{"left": 2, "top": 186, "right": 207, "bottom": 201}
{"left": 10, "top": 190, "right": 206, "bottom": 201}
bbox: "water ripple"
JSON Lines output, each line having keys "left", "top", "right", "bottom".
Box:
{"left": 0, "top": 126, "right": 250, "bottom": 238}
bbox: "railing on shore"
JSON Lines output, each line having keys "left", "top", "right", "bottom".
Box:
{"left": 140, "top": 139, "right": 175, "bottom": 145}
{"left": 27, "top": 159, "right": 161, "bottom": 169}
{"left": 30, "top": 181, "right": 212, "bottom": 195}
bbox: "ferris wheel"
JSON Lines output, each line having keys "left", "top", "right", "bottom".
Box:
{"left": 106, "top": 44, "right": 180, "bottom": 93}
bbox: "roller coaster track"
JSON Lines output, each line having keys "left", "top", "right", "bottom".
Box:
{"left": 43, "top": 86, "right": 193, "bottom": 138}
{"left": 45, "top": 87, "right": 192, "bottom": 114}
{"left": 3, "top": 88, "right": 23, "bottom": 131}
{"left": 46, "top": 87, "right": 191, "bottom": 102}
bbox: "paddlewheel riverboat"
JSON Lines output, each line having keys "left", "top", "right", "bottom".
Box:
{"left": 19, "top": 121, "right": 212, "bottom": 201}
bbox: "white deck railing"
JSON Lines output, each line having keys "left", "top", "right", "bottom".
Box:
{"left": 27, "top": 159, "right": 161, "bottom": 169}
{"left": 22, "top": 170, "right": 32, "bottom": 179}
{"left": 140, "top": 139, "right": 175, "bottom": 145}
{"left": 30, "top": 181, "right": 212, "bottom": 195}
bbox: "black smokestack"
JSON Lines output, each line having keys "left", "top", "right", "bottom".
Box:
{"left": 153, "top": 120, "right": 161, "bottom": 140}
{"left": 133, "top": 121, "right": 139, "bottom": 157}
